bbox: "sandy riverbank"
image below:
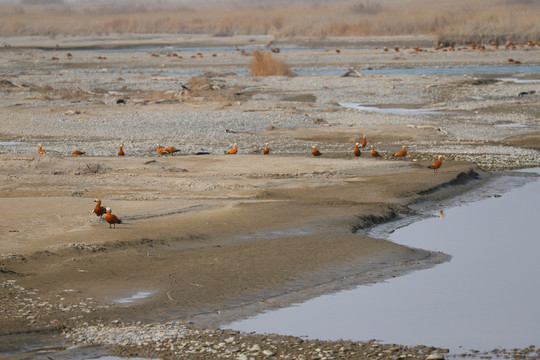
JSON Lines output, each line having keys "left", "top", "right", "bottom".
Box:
{"left": 1, "top": 34, "right": 539, "bottom": 358}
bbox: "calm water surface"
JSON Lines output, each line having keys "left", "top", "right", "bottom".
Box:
{"left": 133, "top": 64, "right": 540, "bottom": 77}
{"left": 227, "top": 169, "right": 540, "bottom": 353}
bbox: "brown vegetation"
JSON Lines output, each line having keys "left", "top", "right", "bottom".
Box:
{"left": 249, "top": 50, "right": 294, "bottom": 77}
{"left": 0, "top": 1, "right": 539, "bottom": 44}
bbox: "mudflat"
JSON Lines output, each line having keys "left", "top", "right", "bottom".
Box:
{"left": 1, "top": 34, "right": 539, "bottom": 358}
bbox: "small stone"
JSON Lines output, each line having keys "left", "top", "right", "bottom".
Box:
{"left": 426, "top": 354, "right": 445, "bottom": 360}
{"left": 262, "top": 349, "right": 275, "bottom": 356}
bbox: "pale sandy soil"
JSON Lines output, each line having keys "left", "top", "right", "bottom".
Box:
{"left": 0, "top": 34, "right": 539, "bottom": 358}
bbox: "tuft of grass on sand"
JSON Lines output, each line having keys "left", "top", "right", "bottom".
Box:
{"left": 249, "top": 50, "right": 294, "bottom": 77}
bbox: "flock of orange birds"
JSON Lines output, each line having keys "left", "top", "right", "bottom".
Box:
{"left": 366, "top": 40, "right": 539, "bottom": 66}
{"left": 36, "top": 135, "right": 436, "bottom": 160}
{"left": 43, "top": 40, "right": 537, "bottom": 229}
{"left": 37, "top": 135, "right": 442, "bottom": 166}
{"left": 377, "top": 39, "right": 538, "bottom": 56}
{"left": 41, "top": 135, "right": 442, "bottom": 229}
{"left": 48, "top": 39, "right": 539, "bottom": 63}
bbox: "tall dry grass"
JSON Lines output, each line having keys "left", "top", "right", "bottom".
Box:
{"left": 249, "top": 50, "right": 294, "bottom": 77}
{"left": 0, "top": 0, "right": 539, "bottom": 44}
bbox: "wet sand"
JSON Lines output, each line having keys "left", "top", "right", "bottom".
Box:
{"left": 1, "top": 34, "right": 539, "bottom": 358}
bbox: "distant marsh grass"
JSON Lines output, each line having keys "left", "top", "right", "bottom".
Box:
{"left": 1, "top": 0, "right": 539, "bottom": 44}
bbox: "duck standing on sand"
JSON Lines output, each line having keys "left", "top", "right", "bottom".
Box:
{"left": 370, "top": 145, "right": 380, "bottom": 157}
{"left": 393, "top": 146, "right": 407, "bottom": 157}
{"left": 354, "top": 143, "right": 361, "bottom": 157}
{"left": 359, "top": 135, "right": 367, "bottom": 148}
{"left": 118, "top": 144, "right": 125, "bottom": 156}
{"left": 226, "top": 143, "right": 238, "bottom": 154}
{"left": 165, "top": 146, "right": 180, "bottom": 154}
{"left": 428, "top": 155, "right": 443, "bottom": 172}
{"left": 92, "top": 199, "right": 107, "bottom": 218}
{"left": 105, "top": 207, "right": 122, "bottom": 229}
{"left": 156, "top": 144, "right": 168, "bottom": 155}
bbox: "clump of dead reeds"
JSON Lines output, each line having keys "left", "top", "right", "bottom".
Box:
{"left": 249, "top": 50, "right": 294, "bottom": 77}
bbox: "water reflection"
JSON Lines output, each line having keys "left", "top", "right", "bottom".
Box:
{"left": 227, "top": 169, "right": 540, "bottom": 353}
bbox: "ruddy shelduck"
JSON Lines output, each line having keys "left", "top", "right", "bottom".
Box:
{"left": 353, "top": 143, "right": 361, "bottom": 157}
{"left": 165, "top": 146, "right": 180, "bottom": 154}
{"left": 263, "top": 143, "right": 270, "bottom": 155}
{"left": 118, "top": 144, "right": 125, "bottom": 156}
{"left": 226, "top": 143, "right": 238, "bottom": 154}
{"left": 92, "top": 199, "right": 107, "bottom": 218}
{"left": 71, "top": 150, "right": 85, "bottom": 156}
{"left": 312, "top": 146, "right": 321, "bottom": 157}
{"left": 359, "top": 135, "right": 367, "bottom": 148}
{"left": 38, "top": 144, "right": 46, "bottom": 154}
{"left": 428, "top": 155, "right": 443, "bottom": 172}
{"left": 104, "top": 207, "right": 122, "bottom": 229}
{"left": 156, "top": 144, "right": 168, "bottom": 155}
{"left": 370, "top": 145, "right": 380, "bottom": 157}
{"left": 393, "top": 146, "right": 407, "bottom": 157}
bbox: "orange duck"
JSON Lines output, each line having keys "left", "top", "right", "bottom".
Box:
{"left": 118, "top": 144, "right": 125, "bottom": 156}
{"left": 353, "top": 143, "right": 361, "bottom": 157}
{"left": 428, "top": 155, "right": 443, "bottom": 172}
{"left": 312, "top": 146, "right": 322, "bottom": 156}
{"left": 71, "top": 150, "right": 85, "bottom": 156}
{"left": 104, "top": 207, "right": 122, "bottom": 229}
{"left": 393, "top": 146, "right": 407, "bottom": 157}
{"left": 359, "top": 134, "right": 367, "bottom": 148}
{"left": 370, "top": 145, "right": 380, "bottom": 157}
{"left": 38, "top": 144, "right": 46, "bottom": 154}
{"left": 156, "top": 144, "right": 168, "bottom": 155}
{"left": 263, "top": 143, "right": 270, "bottom": 155}
{"left": 226, "top": 143, "right": 238, "bottom": 154}
{"left": 92, "top": 199, "right": 107, "bottom": 218}
{"left": 165, "top": 146, "right": 180, "bottom": 154}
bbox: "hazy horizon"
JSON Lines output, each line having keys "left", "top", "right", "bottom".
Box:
{"left": 1, "top": 0, "right": 539, "bottom": 44}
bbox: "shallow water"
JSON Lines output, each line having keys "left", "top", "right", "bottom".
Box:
{"left": 0, "top": 141, "right": 25, "bottom": 146}
{"left": 339, "top": 103, "right": 442, "bottom": 115}
{"left": 296, "top": 65, "right": 540, "bottom": 76}
{"left": 113, "top": 290, "right": 156, "bottom": 305}
{"left": 227, "top": 169, "right": 540, "bottom": 353}
{"left": 496, "top": 77, "right": 540, "bottom": 83}
{"left": 133, "top": 64, "right": 540, "bottom": 78}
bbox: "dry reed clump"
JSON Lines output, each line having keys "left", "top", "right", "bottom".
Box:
{"left": 249, "top": 50, "right": 294, "bottom": 77}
